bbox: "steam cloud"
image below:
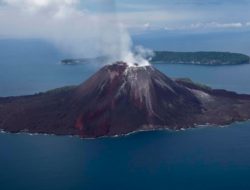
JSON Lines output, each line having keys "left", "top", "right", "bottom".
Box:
{"left": 0, "top": 0, "right": 152, "bottom": 66}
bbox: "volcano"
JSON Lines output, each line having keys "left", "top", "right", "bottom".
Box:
{"left": 1, "top": 62, "right": 250, "bottom": 138}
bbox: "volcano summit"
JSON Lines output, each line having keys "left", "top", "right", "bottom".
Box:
{"left": 1, "top": 62, "right": 250, "bottom": 138}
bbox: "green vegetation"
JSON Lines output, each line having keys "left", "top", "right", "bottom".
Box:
{"left": 151, "top": 51, "right": 250, "bottom": 65}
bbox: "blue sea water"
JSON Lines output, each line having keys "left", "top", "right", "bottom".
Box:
{"left": 1, "top": 39, "right": 250, "bottom": 190}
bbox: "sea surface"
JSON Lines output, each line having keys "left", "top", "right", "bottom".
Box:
{"left": 1, "top": 39, "right": 250, "bottom": 190}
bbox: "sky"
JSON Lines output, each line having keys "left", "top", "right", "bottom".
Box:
{"left": 0, "top": 0, "right": 249, "bottom": 56}
{"left": 83, "top": 0, "right": 250, "bottom": 32}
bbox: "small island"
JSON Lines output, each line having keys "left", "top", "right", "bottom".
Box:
{"left": 61, "top": 51, "right": 250, "bottom": 66}
{"left": 152, "top": 51, "right": 250, "bottom": 65}
{"left": 61, "top": 56, "right": 107, "bottom": 65}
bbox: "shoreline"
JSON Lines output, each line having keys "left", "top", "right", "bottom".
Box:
{"left": 1, "top": 119, "right": 250, "bottom": 140}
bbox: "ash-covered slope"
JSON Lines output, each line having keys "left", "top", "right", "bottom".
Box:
{"left": 73, "top": 62, "right": 202, "bottom": 136}
{"left": 1, "top": 62, "right": 250, "bottom": 138}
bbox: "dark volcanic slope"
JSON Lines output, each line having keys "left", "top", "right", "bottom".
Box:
{"left": 1, "top": 62, "right": 250, "bottom": 138}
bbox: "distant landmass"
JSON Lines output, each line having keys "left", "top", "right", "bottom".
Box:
{"left": 152, "top": 51, "right": 250, "bottom": 65}
{"left": 61, "top": 51, "right": 250, "bottom": 65}
{"left": 61, "top": 56, "right": 107, "bottom": 65}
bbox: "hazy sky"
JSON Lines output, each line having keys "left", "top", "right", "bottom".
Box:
{"left": 82, "top": 0, "right": 250, "bottom": 32}
{"left": 82, "top": 0, "right": 250, "bottom": 33}
{"left": 0, "top": 0, "right": 249, "bottom": 55}
{"left": 1, "top": 0, "right": 249, "bottom": 35}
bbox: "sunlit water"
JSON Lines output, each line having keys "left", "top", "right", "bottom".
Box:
{"left": 1, "top": 40, "right": 250, "bottom": 190}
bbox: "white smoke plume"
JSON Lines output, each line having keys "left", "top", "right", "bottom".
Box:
{"left": 0, "top": 0, "right": 152, "bottom": 66}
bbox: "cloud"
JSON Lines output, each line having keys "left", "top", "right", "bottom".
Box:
{"left": 143, "top": 23, "right": 150, "bottom": 29}
{"left": 205, "top": 22, "right": 243, "bottom": 28}
{"left": 1, "top": 0, "right": 79, "bottom": 18}
{"left": 0, "top": 0, "right": 249, "bottom": 59}
{"left": 164, "top": 21, "right": 246, "bottom": 31}
{"left": 0, "top": 0, "right": 157, "bottom": 66}
{"left": 114, "top": 0, "right": 250, "bottom": 33}
{"left": 0, "top": 0, "right": 138, "bottom": 62}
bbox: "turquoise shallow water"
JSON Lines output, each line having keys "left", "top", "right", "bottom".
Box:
{"left": 1, "top": 40, "right": 250, "bottom": 190}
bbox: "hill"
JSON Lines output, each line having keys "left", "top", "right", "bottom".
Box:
{"left": 152, "top": 51, "right": 250, "bottom": 65}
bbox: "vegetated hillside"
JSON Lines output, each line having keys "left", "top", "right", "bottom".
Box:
{"left": 152, "top": 51, "right": 250, "bottom": 65}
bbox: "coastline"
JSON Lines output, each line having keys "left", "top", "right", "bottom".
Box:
{"left": 1, "top": 119, "right": 250, "bottom": 140}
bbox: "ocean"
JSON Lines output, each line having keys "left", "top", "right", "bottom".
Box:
{"left": 1, "top": 39, "right": 250, "bottom": 190}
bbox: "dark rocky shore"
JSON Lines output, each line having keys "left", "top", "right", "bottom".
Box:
{"left": 1, "top": 62, "right": 250, "bottom": 138}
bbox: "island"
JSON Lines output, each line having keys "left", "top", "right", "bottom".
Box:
{"left": 152, "top": 51, "right": 250, "bottom": 65}
{"left": 61, "top": 56, "right": 108, "bottom": 65}
{"left": 61, "top": 51, "right": 250, "bottom": 65}
{"left": 1, "top": 62, "right": 250, "bottom": 138}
